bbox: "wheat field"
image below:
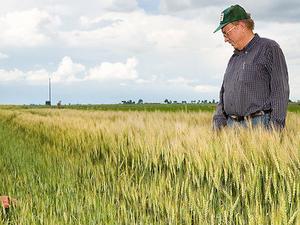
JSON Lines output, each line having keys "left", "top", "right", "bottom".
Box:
{"left": 0, "top": 107, "right": 299, "bottom": 224}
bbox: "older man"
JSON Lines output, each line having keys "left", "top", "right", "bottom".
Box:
{"left": 212, "top": 5, "right": 289, "bottom": 130}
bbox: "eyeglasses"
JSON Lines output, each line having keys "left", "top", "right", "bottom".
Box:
{"left": 222, "top": 25, "right": 236, "bottom": 38}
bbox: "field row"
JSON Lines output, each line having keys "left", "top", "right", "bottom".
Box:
{"left": 1, "top": 102, "right": 300, "bottom": 113}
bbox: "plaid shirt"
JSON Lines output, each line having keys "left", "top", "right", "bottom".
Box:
{"left": 213, "top": 34, "right": 289, "bottom": 129}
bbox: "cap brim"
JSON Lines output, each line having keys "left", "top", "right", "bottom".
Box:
{"left": 213, "top": 23, "right": 228, "bottom": 33}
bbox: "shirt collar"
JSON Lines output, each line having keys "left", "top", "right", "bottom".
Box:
{"left": 234, "top": 33, "right": 260, "bottom": 55}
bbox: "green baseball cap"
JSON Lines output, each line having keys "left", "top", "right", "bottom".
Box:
{"left": 213, "top": 5, "right": 250, "bottom": 33}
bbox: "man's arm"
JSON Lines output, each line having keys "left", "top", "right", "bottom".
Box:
{"left": 213, "top": 82, "right": 227, "bottom": 130}
{"left": 268, "top": 44, "right": 290, "bottom": 129}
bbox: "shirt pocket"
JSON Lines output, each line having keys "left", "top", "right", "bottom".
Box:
{"left": 238, "top": 63, "right": 265, "bottom": 82}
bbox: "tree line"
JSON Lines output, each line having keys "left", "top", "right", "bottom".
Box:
{"left": 121, "top": 99, "right": 218, "bottom": 104}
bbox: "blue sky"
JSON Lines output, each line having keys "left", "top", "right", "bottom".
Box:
{"left": 0, "top": 0, "right": 300, "bottom": 104}
{"left": 138, "top": 0, "right": 160, "bottom": 13}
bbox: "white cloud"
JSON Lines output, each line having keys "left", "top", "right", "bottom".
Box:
{"left": 86, "top": 57, "right": 138, "bottom": 81}
{"left": 0, "top": 56, "right": 216, "bottom": 91}
{"left": 0, "top": 8, "right": 61, "bottom": 47}
{"left": 167, "top": 77, "right": 196, "bottom": 85}
{"left": 146, "top": 28, "right": 188, "bottom": 49}
{"left": 26, "top": 69, "right": 50, "bottom": 83}
{"left": 59, "top": 11, "right": 205, "bottom": 51}
{"left": 193, "top": 85, "right": 219, "bottom": 93}
{"left": 52, "top": 56, "right": 86, "bottom": 83}
{"left": 135, "top": 75, "right": 159, "bottom": 84}
{"left": 0, "top": 68, "right": 49, "bottom": 84}
{"left": 0, "top": 69, "right": 24, "bottom": 82}
{"left": 0, "top": 57, "right": 139, "bottom": 84}
{"left": 0, "top": 0, "right": 138, "bottom": 15}
{"left": 0, "top": 52, "right": 9, "bottom": 60}
{"left": 59, "top": 11, "right": 146, "bottom": 50}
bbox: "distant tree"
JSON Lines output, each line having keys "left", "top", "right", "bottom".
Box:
{"left": 121, "top": 100, "right": 135, "bottom": 104}
{"left": 164, "top": 99, "right": 170, "bottom": 104}
{"left": 182, "top": 101, "right": 187, "bottom": 104}
{"left": 212, "top": 99, "right": 215, "bottom": 104}
{"left": 289, "top": 99, "right": 293, "bottom": 103}
{"left": 138, "top": 99, "right": 143, "bottom": 104}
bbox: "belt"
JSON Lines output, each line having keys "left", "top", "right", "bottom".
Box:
{"left": 228, "top": 109, "right": 271, "bottom": 122}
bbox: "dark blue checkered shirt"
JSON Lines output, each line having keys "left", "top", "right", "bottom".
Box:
{"left": 213, "top": 34, "right": 289, "bottom": 129}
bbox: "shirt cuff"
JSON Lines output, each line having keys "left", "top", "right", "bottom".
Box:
{"left": 213, "top": 115, "right": 227, "bottom": 130}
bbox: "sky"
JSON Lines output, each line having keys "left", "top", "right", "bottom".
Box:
{"left": 0, "top": 0, "right": 300, "bottom": 104}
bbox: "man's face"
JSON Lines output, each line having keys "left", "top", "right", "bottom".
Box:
{"left": 222, "top": 23, "right": 241, "bottom": 49}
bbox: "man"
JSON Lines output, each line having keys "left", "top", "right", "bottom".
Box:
{"left": 212, "top": 5, "right": 289, "bottom": 130}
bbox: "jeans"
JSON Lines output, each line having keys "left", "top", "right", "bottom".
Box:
{"left": 227, "top": 113, "right": 271, "bottom": 129}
